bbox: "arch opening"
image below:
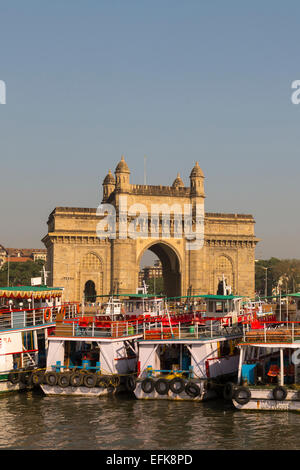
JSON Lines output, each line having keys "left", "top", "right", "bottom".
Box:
{"left": 139, "top": 242, "right": 181, "bottom": 298}
{"left": 215, "top": 255, "right": 234, "bottom": 295}
{"left": 84, "top": 280, "right": 97, "bottom": 303}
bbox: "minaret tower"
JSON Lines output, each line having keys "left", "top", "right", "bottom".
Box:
{"left": 189, "top": 161, "right": 205, "bottom": 198}
{"left": 115, "top": 155, "right": 131, "bottom": 193}
{"left": 102, "top": 169, "right": 115, "bottom": 202}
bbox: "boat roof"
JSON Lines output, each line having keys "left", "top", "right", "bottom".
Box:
{"left": 0, "top": 286, "right": 63, "bottom": 299}
{"left": 167, "top": 295, "right": 241, "bottom": 301}
{"left": 94, "top": 294, "right": 166, "bottom": 299}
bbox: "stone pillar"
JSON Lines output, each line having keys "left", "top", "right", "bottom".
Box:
{"left": 111, "top": 239, "right": 137, "bottom": 295}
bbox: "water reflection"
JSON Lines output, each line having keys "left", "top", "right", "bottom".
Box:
{"left": 0, "top": 391, "right": 299, "bottom": 450}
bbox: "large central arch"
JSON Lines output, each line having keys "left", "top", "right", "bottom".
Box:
{"left": 138, "top": 241, "right": 182, "bottom": 298}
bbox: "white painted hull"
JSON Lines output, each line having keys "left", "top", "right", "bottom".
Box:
{"left": 134, "top": 381, "right": 217, "bottom": 402}
{"left": 40, "top": 384, "right": 112, "bottom": 397}
{"left": 0, "top": 380, "right": 26, "bottom": 395}
{"left": 233, "top": 387, "right": 300, "bottom": 411}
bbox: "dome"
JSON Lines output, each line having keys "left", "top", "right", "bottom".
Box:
{"left": 103, "top": 169, "right": 115, "bottom": 185}
{"left": 115, "top": 155, "right": 130, "bottom": 174}
{"left": 172, "top": 173, "right": 184, "bottom": 188}
{"left": 190, "top": 161, "right": 204, "bottom": 178}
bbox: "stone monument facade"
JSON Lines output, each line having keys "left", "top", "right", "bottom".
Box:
{"left": 42, "top": 156, "right": 258, "bottom": 302}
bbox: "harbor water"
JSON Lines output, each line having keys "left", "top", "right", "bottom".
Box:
{"left": 0, "top": 390, "right": 300, "bottom": 450}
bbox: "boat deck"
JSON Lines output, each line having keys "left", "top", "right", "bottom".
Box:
{"left": 55, "top": 317, "right": 244, "bottom": 341}
{"left": 242, "top": 322, "right": 300, "bottom": 344}
{"left": 0, "top": 304, "right": 78, "bottom": 332}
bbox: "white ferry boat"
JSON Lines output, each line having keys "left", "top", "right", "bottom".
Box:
{"left": 39, "top": 315, "right": 144, "bottom": 397}
{"left": 0, "top": 286, "right": 78, "bottom": 395}
{"left": 227, "top": 299, "right": 300, "bottom": 411}
{"left": 133, "top": 295, "right": 248, "bottom": 402}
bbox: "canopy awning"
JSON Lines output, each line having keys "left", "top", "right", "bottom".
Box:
{"left": 0, "top": 286, "right": 63, "bottom": 300}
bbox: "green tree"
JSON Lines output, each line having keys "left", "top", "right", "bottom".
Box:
{"left": 146, "top": 277, "right": 164, "bottom": 296}
{"left": 255, "top": 257, "right": 300, "bottom": 296}
{"left": 0, "top": 259, "right": 46, "bottom": 287}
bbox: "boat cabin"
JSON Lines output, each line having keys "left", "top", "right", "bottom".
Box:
{"left": 123, "top": 295, "right": 165, "bottom": 318}
{"left": 201, "top": 295, "right": 243, "bottom": 322}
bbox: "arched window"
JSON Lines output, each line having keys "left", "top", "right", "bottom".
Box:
{"left": 215, "top": 255, "right": 234, "bottom": 292}
{"left": 81, "top": 253, "right": 102, "bottom": 271}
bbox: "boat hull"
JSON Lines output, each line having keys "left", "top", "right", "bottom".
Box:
{"left": 40, "top": 384, "right": 113, "bottom": 397}
{"left": 134, "top": 380, "right": 217, "bottom": 402}
{"left": 0, "top": 380, "right": 26, "bottom": 395}
{"left": 232, "top": 387, "right": 300, "bottom": 411}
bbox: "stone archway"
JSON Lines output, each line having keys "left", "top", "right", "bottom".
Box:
{"left": 214, "top": 254, "right": 235, "bottom": 294}
{"left": 79, "top": 252, "right": 103, "bottom": 302}
{"left": 138, "top": 241, "right": 182, "bottom": 298}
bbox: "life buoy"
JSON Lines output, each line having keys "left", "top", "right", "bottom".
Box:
{"left": 141, "top": 377, "right": 155, "bottom": 394}
{"left": 44, "top": 308, "right": 51, "bottom": 322}
{"left": 233, "top": 386, "right": 251, "bottom": 405}
{"left": 44, "top": 371, "right": 58, "bottom": 386}
{"left": 83, "top": 373, "right": 97, "bottom": 388}
{"left": 57, "top": 373, "right": 70, "bottom": 388}
{"left": 185, "top": 381, "right": 200, "bottom": 398}
{"left": 223, "top": 381, "right": 236, "bottom": 401}
{"left": 169, "top": 377, "right": 185, "bottom": 394}
{"left": 69, "top": 372, "right": 83, "bottom": 387}
{"left": 272, "top": 386, "right": 287, "bottom": 401}
{"left": 155, "top": 378, "right": 169, "bottom": 395}
{"left": 77, "top": 304, "right": 80, "bottom": 315}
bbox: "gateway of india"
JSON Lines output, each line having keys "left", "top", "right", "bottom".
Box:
{"left": 42, "top": 156, "right": 258, "bottom": 302}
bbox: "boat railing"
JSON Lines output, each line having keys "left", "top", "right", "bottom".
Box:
{"left": 242, "top": 320, "right": 300, "bottom": 344}
{"left": 72, "top": 319, "right": 145, "bottom": 338}
{"left": 70, "top": 316, "right": 244, "bottom": 340}
{"left": 142, "top": 318, "right": 243, "bottom": 340}
{"left": 0, "top": 303, "right": 79, "bottom": 331}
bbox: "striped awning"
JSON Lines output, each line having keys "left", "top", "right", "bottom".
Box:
{"left": 0, "top": 286, "right": 63, "bottom": 300}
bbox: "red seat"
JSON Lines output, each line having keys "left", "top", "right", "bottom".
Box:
{"left": 267, "top": 365, "right": 280, "bottom": 377}
{"left": 250, "top": 320, "right": 264, "bottom": 330}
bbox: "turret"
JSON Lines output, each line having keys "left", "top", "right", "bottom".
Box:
{"left": 190, "top": 162, "right": 205, "bottom": 198}
{"left": 102, "top": 169, "right": 115, "bottom": 201}
{"left": 115, "top": 155, "right": 130, "bottom": 192}
{"left": 172, "top": 173, "right": 184, "bottom": 189}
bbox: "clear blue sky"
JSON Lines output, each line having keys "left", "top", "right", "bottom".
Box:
{"left": 0, "top": 0, "right": 299, "bottom": 259}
